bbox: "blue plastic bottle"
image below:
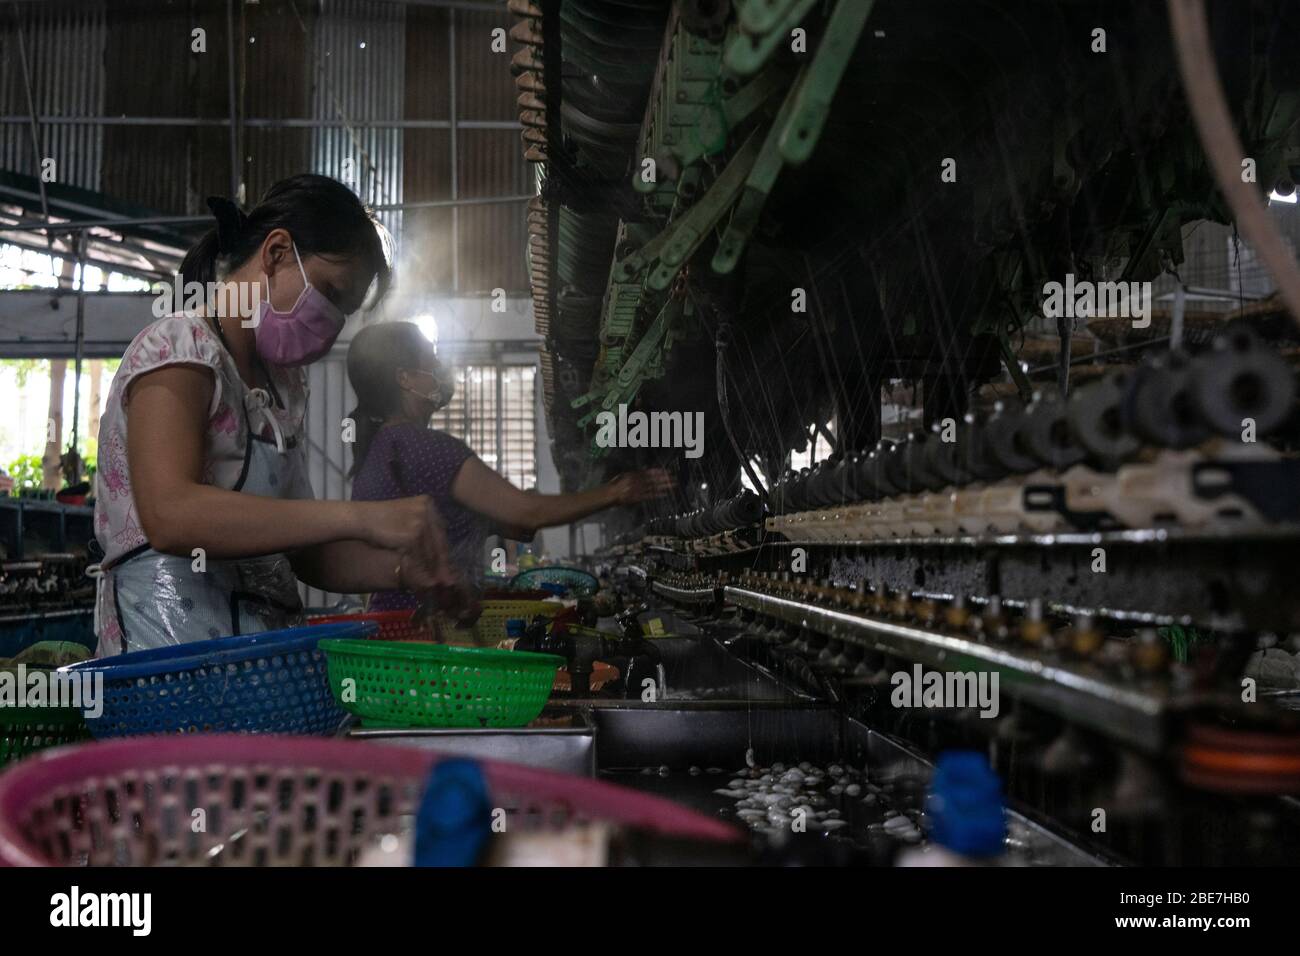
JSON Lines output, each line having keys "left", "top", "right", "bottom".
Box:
{"left": 413, "top": 758, "right": 494, "bottom": 867}
{"left": 898, "top": 750, "right": 1008, "bottom": 866}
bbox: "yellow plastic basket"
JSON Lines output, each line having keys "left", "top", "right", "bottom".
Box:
{"left": 469, "top": 599, "right": 562, "bottom": 645}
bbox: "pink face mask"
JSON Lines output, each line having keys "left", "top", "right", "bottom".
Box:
{"left": 252, "top": 242, "right": 346, "bottom": 367}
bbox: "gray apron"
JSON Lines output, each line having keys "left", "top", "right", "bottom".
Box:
{"left": 92, "top": 385, "right": 309, "bottom": 654}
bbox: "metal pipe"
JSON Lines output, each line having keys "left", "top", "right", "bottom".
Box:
{"left": 2, "top": 194, "right": 534, "bottom": 232}
{"left": 1167, "top": 0, "right": 1300, "bottom": 331}
{"left": 1056, "top": 313, "right": 1071, "bottom": 398}
{"left": 495, "top": 360, "right": 505, "bottom": 477}
{"left": 1155, "top": 284, "right": 1269, "bottom": 302}
{"left": 362, "top": 0, "right": 504, "bottom": 9}
{"left": 225, "top": 0, "right": 240, "bottom": 201}
{"left": 71, "top": 232, "right": 86, "bottom": 472}
{"left": 449, "top": 9, "right": 460, "bottom": 294}
{"left": 0, "top": 179, "right": 194, "bottom": 226}
{"left": 0, "top": 116, "right": 520, "bottom": 129}
{"left": 10, "top": 2, "right": 53, "bottom": 256}
{"left": 1, "top": 214, "right": 210, "bottom": 233}
{"left": 4, "top": 0, "right": 503, "bottom": 7}
{"left": 1171, "top": 280, "right": 1186, "bottom": 351}
{"left": 371, "top": 193, "right": 532, "bottom": 211}
{"left": 1024, "top": 337, "right": 1172, "bottom": 377}
{"left": 724, "top": 585, "right": 1173, "bottom": 751}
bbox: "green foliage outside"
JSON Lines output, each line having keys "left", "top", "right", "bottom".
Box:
{"left": 0, "top": 358, "right": 116, "bottom": 489}
{"left": 4, "top": 454, "right": 43, "bottom": 492}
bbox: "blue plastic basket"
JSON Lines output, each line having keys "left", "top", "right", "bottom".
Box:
{"left": 65, "top": 622, "right": 375, "bottom": 739}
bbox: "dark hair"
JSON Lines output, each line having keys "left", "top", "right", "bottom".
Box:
{"left": 346, "top": 321, "right": 438, "bottom": 478}
{"left": 179, "top": 173, "right": 391, "bottom": 305}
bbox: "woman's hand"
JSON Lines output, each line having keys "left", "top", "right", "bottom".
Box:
{"left": 450, "top": 457, "right": 674, "bottom": 539}
{"left": 358, "top": 496, "right": 443, "bottom": 553}
{"left": 359, "top": 496, "right": 471, "bottom": 615}
{"left": 608, "top": 467, "right": 674, "bottom": 506}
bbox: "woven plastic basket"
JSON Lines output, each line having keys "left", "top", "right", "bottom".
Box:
{"left": 0, "top": 735, "right": 739, "bottom": 866}
{"left": 64, "top": 622, "right": 374, "bottom": 738}
{"left": 308, "top": 610, "right": 438, "bottom": 642}
{"left": 471, "top": 599, "right": 562, "bottom": 645}
{"left": 511, "top": 566, "right": 600, "bottom": 597}
{"left": 320, "top": 638, "right": 563, "bottom": 728}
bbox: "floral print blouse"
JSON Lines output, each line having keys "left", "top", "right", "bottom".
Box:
{"left": 93, "top": 313, "right": 311, "bottom": 567}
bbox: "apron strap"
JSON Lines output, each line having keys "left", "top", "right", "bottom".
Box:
{"left": 101, "top": 541, "right": 151, "bottom": 572}
{"left": 246, "top": 387, "right": 287, "bottom": 454}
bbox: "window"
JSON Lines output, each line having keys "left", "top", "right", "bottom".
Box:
{"left": 500, "top": 366, "right": 537, "bottom": 491}
{"left": 430, "top": 363, "right": 537, "bottom": 490}
{"left": 0, "top": 243, "right": 152, "bottom": 292}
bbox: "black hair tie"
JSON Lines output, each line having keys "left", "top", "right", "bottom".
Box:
{"left": 205, "top": 196, "right": 250, "bottom": 255}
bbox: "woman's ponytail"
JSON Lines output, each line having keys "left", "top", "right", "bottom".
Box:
{"left": 348, "top": 404, "right": 385, "bottom": 479}
{"left": 346, "top": 321, "right": 437, "bottom": 478}
{"left": 177, "top": 227, "right": 222, "bottom": 291}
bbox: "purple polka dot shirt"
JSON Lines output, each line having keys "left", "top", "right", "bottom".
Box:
{"left": 351, "top": 423, "right": 484, "bottom": 609}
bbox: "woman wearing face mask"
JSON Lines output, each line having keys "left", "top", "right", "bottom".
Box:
{"left": 346, "top": 321, "right": 673, "bottom": 612}
{"left": 91, "top": 175, "right": 464, "bottom": 656}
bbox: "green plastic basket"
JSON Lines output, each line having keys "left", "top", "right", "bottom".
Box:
{"left": 319, "top": 639, "right": 564, "bottom": 728}
{"left": 0, "top": 707, "right": 89, "bottom": 767}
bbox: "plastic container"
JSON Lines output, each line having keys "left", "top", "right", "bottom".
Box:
{"left": 0, "top": 708, "right": 88, "bottom": 768}
{"left": 64, "top": 622, "right": 373, "bottom": 738}
{"left": 510, "top": 566, "right": 600, "bottom": 597}
{"left": 320, "top": 638, "right": 563, "bottom": 728}
{"left": 471, "top": 599, "right": 561, "bottom": 645}
{"left": 308, "top": 610, "right": 438, "bottom": 642}
{"left": 0, "top": 735, "right": 740, "bottom": 866}
{"left": 481, "top": 588, "right": 552, "bottom": 601}
{"left": 897, "top": 750, "right": 1007, "bottom": 867}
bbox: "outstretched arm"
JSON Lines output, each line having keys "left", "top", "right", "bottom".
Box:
{"left": 449, "top": 456, "right": 673, "bottom": 537}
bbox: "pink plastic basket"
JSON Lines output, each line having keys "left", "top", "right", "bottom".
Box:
{"left": 0, "top": 736, "right": 739, "bottom": 866}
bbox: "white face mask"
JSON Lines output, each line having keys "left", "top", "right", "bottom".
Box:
{"left": 402, "top": 366, "right": 454, "bottom": 410}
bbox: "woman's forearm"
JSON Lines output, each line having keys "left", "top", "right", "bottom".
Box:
{"left": 518, "top": 484, "right": 619, "bottom": 532}
{"left": 451, "top": 456, "right": 624, "bottom": 536}
{"left": 141, "top": 484, "right": 365, "bottom": 559}
{"left": 291, "top": 540, "right": 403, "bottom": 593}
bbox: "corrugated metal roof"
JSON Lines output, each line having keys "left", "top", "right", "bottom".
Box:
{"left": 310, "top": 0, "right": 405, "bottom": 238}
{"left": 458, "top": 129, "right": 530, "bottom": 292}
{"left": 0, "top": 1, "right": 106, "bottom": 192}
{"left": 0, "top": 0, "right": 525, "bottom": 294}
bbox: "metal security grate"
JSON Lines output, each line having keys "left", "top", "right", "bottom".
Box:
{"left": 500, "top": 365, "right": 538, "bottom": 491}
{"left": 431, "top": 363, "right": 537, "bottom": 490}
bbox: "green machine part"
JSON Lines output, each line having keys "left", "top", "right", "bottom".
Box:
{"left": 635, "top": 28, "right": 731, "bottom": 217}
{"left": 776, "top": 0, "right": 875, "bottom": 165}
{"left": 572, "top": 295, "right": 686, "bottom": 432}
{"left": 726, "top": 0, "right": 821, "bottom": 76}
{"left": 573, "top": 0, "right": 875, "bottom": 456}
